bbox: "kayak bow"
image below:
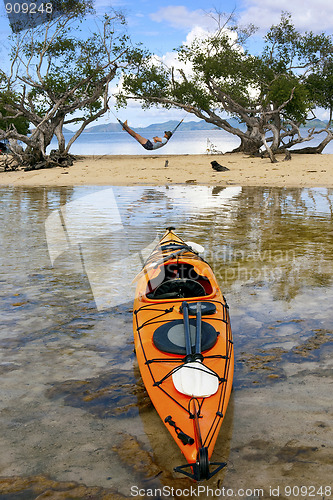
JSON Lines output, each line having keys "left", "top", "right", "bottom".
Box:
{"left": 133, "top": 227, "right": 234, "bottom": 480}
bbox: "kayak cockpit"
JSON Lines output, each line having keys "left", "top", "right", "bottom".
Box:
{"left": 145, "top": 262, "right": 214, "bottom": 299}
{"left": 147, "top": 278, "right": 206, "bottom": 299}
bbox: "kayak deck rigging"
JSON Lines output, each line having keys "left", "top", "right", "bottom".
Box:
{"left": 133, "top": 298, "right": 233, "bottom": 478}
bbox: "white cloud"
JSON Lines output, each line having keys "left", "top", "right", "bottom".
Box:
{"left": 159, "top": 24, "right": 237, "bottom": 61}
{"left": 315, "top": 108, "right": 331, "bottom": 121}
{"left": 150, "top": 6, "right": 217, "bottom": 31}
{"left": 156, "top": 26, "right": 210, "bottom": 68}
{"left": 184, "top": 25, "right": 214, "bottom": 45}
{"left": 239, "top": 0, "right": 333, "bottom": 33}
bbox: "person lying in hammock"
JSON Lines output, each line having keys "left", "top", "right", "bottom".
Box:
{"left": 121, "top": 120, "right": 172, "bottom": 150}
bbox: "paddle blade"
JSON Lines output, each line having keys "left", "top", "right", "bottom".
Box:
{"left": 172, "top": 361, "right": 219, "bottom": 398}
{"left": 185, "top": 241, "right": 205, "bottom": 255}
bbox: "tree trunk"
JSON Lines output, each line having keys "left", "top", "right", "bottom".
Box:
{"left": 261, "top": 132, "right": 278, "bottom": 163}
{"left": 231, "top": 139, "right": 258, "bottom": 154}
{"left": 22, "top": 146, "right": 44, "bottom": 166}
{"left": 230, "top": 124, "right": 263, "bottom": 154}
{"left": 55, "top": 120, "right": 66, "bottom": 153}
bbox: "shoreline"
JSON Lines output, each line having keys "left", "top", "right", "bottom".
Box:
{"left": 0, "top": 152, "right": 332, "bottom": 188}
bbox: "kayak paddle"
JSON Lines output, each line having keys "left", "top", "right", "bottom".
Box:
{"left": 172, "top": 301, "right": 219, "bottom": 397}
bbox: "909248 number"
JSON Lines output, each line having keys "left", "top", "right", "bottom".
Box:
{"left": 284, "top": 485, "right": 332, "bottom": 497}
{"left": 5, "top": 2, "right": 53, "bottom": 14}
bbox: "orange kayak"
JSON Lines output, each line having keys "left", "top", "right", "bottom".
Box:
{"left": 133, "top": 227, "right": 234, "bottom": 480}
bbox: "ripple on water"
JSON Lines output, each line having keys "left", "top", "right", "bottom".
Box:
{"left": 1, "top": 185, "right": 333, "bottom": 493}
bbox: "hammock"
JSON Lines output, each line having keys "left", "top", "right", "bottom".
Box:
{"left": 110, "top": 109, "right": 184, "bottom": 145}
{"left": 170, "top": 118, "right": 184, "bottom": 135}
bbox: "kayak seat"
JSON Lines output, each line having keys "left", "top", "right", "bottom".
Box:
{"left": 197, "top": 278, "right": 213, "bottom": 295}
{"left": 153, "top": 319, "right": 218, "bottom": 355}
{"left": 149, "top": 278, "right": 206, "bottom": 300}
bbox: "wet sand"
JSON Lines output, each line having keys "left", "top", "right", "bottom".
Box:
{"left": 1, "top": 152, "right": 333, "bottom": 187}
{"left": 1, "top": 356, "right": 332, "bottom": 498}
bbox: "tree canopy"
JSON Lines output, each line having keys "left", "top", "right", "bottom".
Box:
{"left": 0, "top": 1, "right": 144, "bottom": 168}
{"left": 120, "top": 12, "right": 333, "bottom": 160}
{"left": 0, "top": 87, "right": 30, "bottom": 136}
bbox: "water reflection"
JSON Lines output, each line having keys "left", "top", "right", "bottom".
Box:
{"left": 1, "top": 184, "right": 333, "bottom": 373}
{"left": 1, "top": 184, "right": 332, "bottom": 370}
{"left": 0, "top": 185, "right": 332, "bottom": 494}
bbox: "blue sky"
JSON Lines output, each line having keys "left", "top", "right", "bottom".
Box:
{"left": 103, "top": 0, "right": 333, "bottom": 54}
{"left": 1, "top": 0, "right": 333, "bottom": 126}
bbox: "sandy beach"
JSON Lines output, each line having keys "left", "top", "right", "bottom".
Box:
{"left": 1, "top": 152, "right": 332, "bottom": 187}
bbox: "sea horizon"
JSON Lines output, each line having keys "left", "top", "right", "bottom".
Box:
{"left": 48, "top": 128, "right": 333, "bottom": 156}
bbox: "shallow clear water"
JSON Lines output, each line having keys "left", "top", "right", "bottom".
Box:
{"left": 0, "top": 185, "right": 332, "bottom": 497}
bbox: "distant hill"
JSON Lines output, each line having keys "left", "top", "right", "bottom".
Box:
{"left": 82, "top": 119, "right": 212, "bottom": 134}
{"left": 65, "top": 117, "right": 330, "bottom": 135}
{"left": 138, "top": 120, "right": 216, "bottom": 132}
{"left": 82, "top": 118, "right": 242, "bottom": 134}
{"left": 303, "top": 118, "right": 330, "bottom": 128}
{"left": 83, "top": 122, "right": 122, "bottom": 133}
